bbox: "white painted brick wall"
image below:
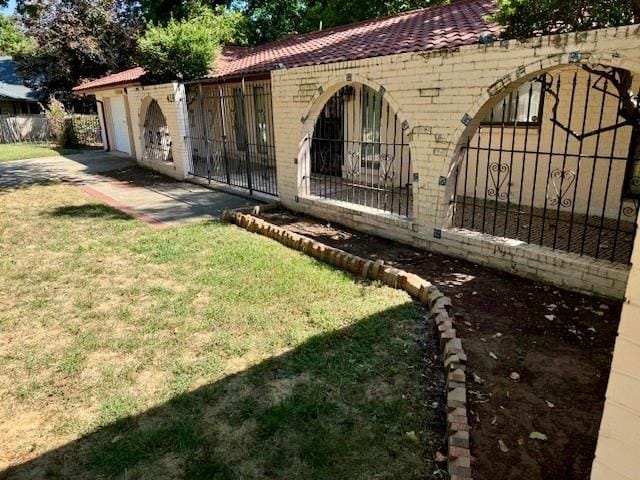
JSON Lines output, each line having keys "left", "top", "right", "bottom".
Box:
{"left": 269, "top": 25, "right": 640, "bottom": 300}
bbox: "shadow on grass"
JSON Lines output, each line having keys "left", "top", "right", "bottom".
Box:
{"left": 48, "top": 204, "right": 134, "bottom": 220}
{"left": 2, "top": 304, "right": 446, "bottom": 480}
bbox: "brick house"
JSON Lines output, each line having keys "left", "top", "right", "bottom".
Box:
{"left": 73, "top": 2, "right": 640, "bottom": 477}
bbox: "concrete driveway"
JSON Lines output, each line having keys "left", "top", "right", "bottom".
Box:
{"left": 0, "top": 151, "right": 263, "bottom": 227}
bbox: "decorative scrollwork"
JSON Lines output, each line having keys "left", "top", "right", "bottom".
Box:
{"left": 345, "top": 150, "right": 361, "bottom": 179}
{"left": 378, "top": 153, "right": 395, "bottom": 188}
{"left": 622, "top": 199, "right": 639, "bottom": 218}
{"left": 487, "top": 162, "right": 510, "bottom": 200}
{"left": 548, "top": 169, "right": 577, "bottom": 208}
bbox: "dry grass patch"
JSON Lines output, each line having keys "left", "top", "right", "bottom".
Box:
{"left": 0, "top": 182, "right": 443, "bottom": 479}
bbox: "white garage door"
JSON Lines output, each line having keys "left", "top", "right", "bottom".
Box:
{"left": 109, "top": 96, "right": 131, "bottom": 154}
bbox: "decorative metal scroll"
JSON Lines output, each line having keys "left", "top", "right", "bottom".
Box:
{"left": 548, "top": 169, "right": 577, "bottom": 207}
{"left": 487, "top": 162, "right": 510, "bottom": 200}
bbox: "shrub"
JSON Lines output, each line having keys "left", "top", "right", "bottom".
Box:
{"left": 45, "top": 98, "right": 68, "bottom": 147}
{"left": 137, "top": 7, "right": 246, "bottom": 82}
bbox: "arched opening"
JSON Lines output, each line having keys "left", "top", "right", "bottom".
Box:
{"left": 142, "top": 99, "right": 173, "bottom": 163}
{"left": 451, "top": 64, "right": 639, "bottom": 264}
{"left": 301, "top": 83, "right": 412, "bottom": 217}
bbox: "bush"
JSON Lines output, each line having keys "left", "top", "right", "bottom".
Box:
{"left": 137, "top": 7, "right": 246, "bottom": 82}
{"left": 45, "top": 98, "right": 68, "bottom": 148}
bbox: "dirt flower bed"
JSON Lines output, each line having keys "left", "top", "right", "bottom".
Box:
{"left": 257, "top": 209, "right": 621, "bottom": 480}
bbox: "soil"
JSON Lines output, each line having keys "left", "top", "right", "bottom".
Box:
{"left": 256, "top": 208, "right": 621, "bottom": 480}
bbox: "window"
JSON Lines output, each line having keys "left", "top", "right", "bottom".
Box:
{"left": 483, "top": 80, "right": 543, "bottom": 125}
{"left": 361, "top": 86, "right": 383, "bottom": 168}
{"left": 253, "top": 86, "right": 268, "bottom": 154}
{"left": 233, "top": 88, "right": 247, "bottom": 151}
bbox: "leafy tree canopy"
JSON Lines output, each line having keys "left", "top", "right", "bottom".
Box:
{"left": 137, "top": 5, "right": 246, "bottom": 82}
{"left": 493, "top": 0, "right": 640, "bottom": 39}
{"left": 0, "top": 15, "right": 33, "bottom": 56}
{"left": 241, "top": 0, "right": 448, "bottom": 44}
{"left": 134, "top": 0, "right": 228, "bottom": 25}
{"left": 15, "top": 0, "right": 141, "bottom": 97}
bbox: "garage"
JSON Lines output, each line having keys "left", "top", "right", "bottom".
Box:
{"left": 108, "top": 96, "right": 131, "bottom": 155}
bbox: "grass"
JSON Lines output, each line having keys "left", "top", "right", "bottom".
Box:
{"left": 0, "top": 182, "right": 440, "bottom": 479}
{"left": 0, "top": 143, "right": 90, "bottom": 162}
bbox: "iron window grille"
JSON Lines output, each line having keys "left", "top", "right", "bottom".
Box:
{"left": 452, "top": 67, "right": 639, "bottom": 264}
{"left": 303, "top": 84, "right": 412, "bottom": 217}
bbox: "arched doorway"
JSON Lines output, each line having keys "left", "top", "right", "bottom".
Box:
{"left": 142, "top": 99, "right": 173, "bottom": 163}
{"left": 301, "top": 83, "right": 412, "bottom": 217}
{"left": 451, "top": 65, "right": 639, "bottom": 264}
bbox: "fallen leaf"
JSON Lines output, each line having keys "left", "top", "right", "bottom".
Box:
{"left": 509, "top": 372, "right": 521, "bottom": 381}
{"left": 489, "top": 352, "right": 498, "bottom": 360}
{"left": 473, "top": 372, "right": 484, "bottom": 384}
{"left": 498, "top": 439, "right": 509, "bottom": 452}
{"left": 405, "top": 431, "right": 419, "bottom": 443}
{"left": 529, "top": 431, "right": 548, "bottom": 441}
{"left": 545, "top": 314, "right": 556, "bottom": 321}
{"left": 434, "top": 451, "right": 447, "bottom": 462}
{"left": 545, "top": 400, "right": 555, "bottom": 408}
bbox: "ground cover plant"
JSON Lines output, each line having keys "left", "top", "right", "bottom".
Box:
{"left": 0, "top": 181, "right": 444, "bottom": 479}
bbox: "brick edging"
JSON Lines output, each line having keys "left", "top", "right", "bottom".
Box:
{"left": 223, "top": 206, "right": 472, "bottom": 480}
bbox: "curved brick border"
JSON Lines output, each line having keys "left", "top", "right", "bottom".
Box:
{"left": 223, "top": 206, "right": 472, "bottom": 480}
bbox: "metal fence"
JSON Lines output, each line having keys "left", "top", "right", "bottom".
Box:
{"left": 142, "top": 100, "right": 172, "bottom": 162}
{"left": 302, "top": 84, "right": 412, "bottom": 217}
{"left": 183, "top": 80, "right": 277, "bottom": 196}
{"left": 67, "top": 114, "right": 103, "bottom": 148}
{"left": 452, "top": 66, "right": 639, "bottom": 264}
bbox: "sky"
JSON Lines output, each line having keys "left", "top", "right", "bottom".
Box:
{"left": 2, "top": 0, "right": 16, "bottom": 15}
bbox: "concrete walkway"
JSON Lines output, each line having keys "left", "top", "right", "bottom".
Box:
{"left": 0, "top": 151, "right": 262, "bottom": 227}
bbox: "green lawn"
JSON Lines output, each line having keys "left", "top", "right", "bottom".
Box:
{"left": 0, "top": 183, "right": 438, "bottom": 479}
{"left": 0, "top": 143, "right": 88, "bottom": 162}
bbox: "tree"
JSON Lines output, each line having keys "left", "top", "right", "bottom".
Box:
{"left": 15, "top": 0, "right": 142, "bottom": 97}
{"left": 134, "top": 0, "right": 228, "bottom": 25}
{"left": 242, "top": 0, "right": 448, "bottom": 45}
{"left": 493, "top": 0, "right": 639, "bottom": 39}
{"left": 137, "top": 6, "right": 245, "bottom": 82}
{"left": 0, "top": 15, "right": 33, "bottom": 56}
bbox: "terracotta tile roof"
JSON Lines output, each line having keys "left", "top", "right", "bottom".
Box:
{"left": 73, "top": 0, "right": 498, "bottom": 90}
{"left": 73, "top": 67, "right": 145, "bottom": 93}
{"left": 213, "top": 0, "right": 499, "bottom": 78}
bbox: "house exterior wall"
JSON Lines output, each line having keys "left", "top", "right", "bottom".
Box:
{"left": 592, "top": 216, "right": 640, "bottom": 480}
{"left": 126, "top": 82, "right": 189, "bottom": 180}
{"left": 269, "top": 25, "right": 640, "bottom": 300}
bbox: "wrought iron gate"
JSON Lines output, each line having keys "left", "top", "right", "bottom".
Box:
{"left": 183, "top": 80, "right": 277, "bottom": 196}
{"left": 452, "top": 66, "right": 639, "bottom": 264}
{"left": 303, "top": 84, "right": 412, "bottom": 217}
{"left": 142, "top": 99, "right": 172, "bottom": 162}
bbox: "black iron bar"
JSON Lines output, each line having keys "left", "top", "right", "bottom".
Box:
{"left": 580, "top": 77, "right": 609, "bottom": 256}
{"left": 566, "top": 71, "right": 593, "bottom": 253}
{"left": 539, "top": 75, "right": 561, "bottom": 249}
{"left": 515, "top": 82, "right": 535, "bottom": 239}
{"left": 503, "top": 90, "right": 520, "bottom": 237}
{"left": 552, "top": 72, "right": 578, "bottom": 251}
{"left": 595, "top": 90, "right": 624, "bottom": 259}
